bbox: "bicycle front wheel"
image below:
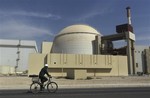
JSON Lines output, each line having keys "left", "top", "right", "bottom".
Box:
{"left": 30, "top": 82, "right": 41, "bottom": 94}
{"left": 47, "top": 82, "right": 58, "bottom": 93}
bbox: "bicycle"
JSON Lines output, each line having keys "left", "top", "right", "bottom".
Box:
{"left": 29, "top": 75, "right": 58, "bottom": 94}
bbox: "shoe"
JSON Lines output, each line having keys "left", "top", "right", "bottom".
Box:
{"left": 40, "top": 85, "right": 44, "bottom": 91}
{"left": 40, "top": 88, "right": 44, "bottom": 91}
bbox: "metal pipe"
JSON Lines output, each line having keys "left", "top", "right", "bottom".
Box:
{"left": 126, "top": 6, "right": 131, "bottom": 25}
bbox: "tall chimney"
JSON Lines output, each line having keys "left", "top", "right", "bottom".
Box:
{"left": 126, "top": 6, "right": 131, "bottom": 25}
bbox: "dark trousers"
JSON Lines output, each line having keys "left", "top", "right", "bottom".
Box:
{"left": 39, "top": 76, "right": 48, "bottom": 85}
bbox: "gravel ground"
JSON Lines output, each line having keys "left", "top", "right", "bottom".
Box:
{"left": 0, "top": 76, "right": 150, "bottom": 90}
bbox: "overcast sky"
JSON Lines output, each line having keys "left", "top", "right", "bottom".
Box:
{"left": 0, "top": 0, "right": 150, "bottom": 50}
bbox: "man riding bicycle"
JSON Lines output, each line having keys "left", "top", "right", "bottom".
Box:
{"left": 39, "top": 64, "right": 51, "bottom": 90}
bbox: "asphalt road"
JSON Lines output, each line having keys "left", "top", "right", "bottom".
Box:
{"left": 0, "top": 87, "right": 150, "bottom": 98}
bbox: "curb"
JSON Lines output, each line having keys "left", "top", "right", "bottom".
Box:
{"left": 1, "top": 83, "right": 150, "bottom": 90}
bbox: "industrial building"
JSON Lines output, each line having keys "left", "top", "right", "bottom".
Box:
{"left": 28, "top": 7, "right": 139, "bottom": 79}
{"left": 1, "top": 7, "right": 150, "bottom": 79}
{"left": 51, "top": 24, "right": 101, "bottom": 54}
{"left": 144, "top": 48, "right": 150, "bottom": 74}
{"left": 29, "top": 24, "right": 128, "bottom": 79}
{"left": 134, "top": 46, "right": 149, "bottom": 74}
{"left": 134, "top": 46, "right": 150, "bottom": 74}
{"left": 0, "top": 39, "right": 38, "bottom": 75}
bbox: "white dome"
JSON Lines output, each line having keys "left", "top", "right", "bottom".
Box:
{"left": 58, "top": 24, "right": 100, "bottom": 35}
{"left": 51, "top": 24, "right": 101, "bottom": 54}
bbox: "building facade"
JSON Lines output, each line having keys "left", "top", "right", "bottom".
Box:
{"left": 28, "top": 24, "right": 129, "bottom": 79}
{"left": 0, "top": 39, "right": 38, "bottom": 74}
{"left": 134, "top": 45, "right": 149, "bottom": 74}
{"left": 28, "top": 24, "right": 150, "bottom": 78}
{"left": 144, "top": 48, "right": 150, "bottom": 74}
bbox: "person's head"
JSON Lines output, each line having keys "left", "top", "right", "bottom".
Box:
{"left": 44, "top": 64, "right": 48, "bottom": 68}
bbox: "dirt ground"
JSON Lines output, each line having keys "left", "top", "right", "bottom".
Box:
{"left": 0, "top": 76, "right": 150, "bottom": 89}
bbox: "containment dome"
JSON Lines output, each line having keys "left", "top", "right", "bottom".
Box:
{"left": 51, "top": 24, "right": 101, "bottom": 54}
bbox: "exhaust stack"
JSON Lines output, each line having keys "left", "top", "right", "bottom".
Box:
{"left": 126, "top": 6, "right": 131, "bottom": 25}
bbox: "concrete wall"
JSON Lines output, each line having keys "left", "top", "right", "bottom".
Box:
{"left": 42, "top": 42, "right": 53, "bottom": 54}
{"left": 67, "top": 69, "right": 87, "bottom": 79}
{"left": 144, "top": 49, "right": 150, "bottom": 74}
{"left": 0, "top": 65, "right": 15, "bottom": 75}
{"left": 134, "top": 46, "right": 149, "bottom": 74}
{"left": 0, "top": 39, "right": 38, "bottom": 72}
{"left": 28, "top": 53, "right": 47, "bottom": 75}
{"left": 28, "top": 53, "right": 128, "bottom": 78}
{"left": 86, "top": 56, "right": 128, "bottom": 76}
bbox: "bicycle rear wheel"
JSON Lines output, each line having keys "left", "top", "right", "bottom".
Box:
{"left": 47, "top": 82, "right": 58, "bottom": 93}
{"left": 30, "top": 82, "right": 41, "bottom": 94}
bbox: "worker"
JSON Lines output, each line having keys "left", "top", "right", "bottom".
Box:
{"left": 39, "top": 64, "right": 51, "bottom": 90}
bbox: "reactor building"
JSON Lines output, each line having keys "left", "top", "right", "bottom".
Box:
{"left": 0, "top": 7, "right": 149, "bottom": 78}
{"left": 28, "top": 7, "right": 150, "bottom": 79}
{"left": 29, "top": 23, "right": 129, "bottom": 79}
{"left": 51, "top": 24, "right": 101, "bottom": 54}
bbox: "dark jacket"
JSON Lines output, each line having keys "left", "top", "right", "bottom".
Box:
{"left": 39, "top": 66, "right": 50, "bottom": 77}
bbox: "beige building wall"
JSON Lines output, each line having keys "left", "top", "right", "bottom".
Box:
{"left": 118, "top": 56, "right": 128, "bottom": 75}
{"left": 145, "top": 49, "right": 150, "bottom": 73}
{"left": 28, "top": 53, "right": 128, "bottom": 78}
{"left": 0, "top": 65, "right": 15, "bottom": 75}
{"left": 28, "top": 53, "right": 47, "bottom": 75}
{"left": 42, "top": 42, "right": 53, "bottom": 54}
{"left": 86, "top": 56, "right": 128, "bottom": 76}
{"left": 67, "top": 69, "right": 87, "bottom": 79}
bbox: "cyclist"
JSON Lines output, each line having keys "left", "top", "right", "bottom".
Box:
{"left": 39, "top": 64, "right": 51, "bottom": 90}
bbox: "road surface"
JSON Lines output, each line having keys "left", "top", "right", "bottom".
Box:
{"left": 0, "top": 87, "right": 150, "bottom": 98}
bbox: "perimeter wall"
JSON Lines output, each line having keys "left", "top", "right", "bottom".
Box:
{"left": 28, "top": 53, "right": 128, "bottom": 79}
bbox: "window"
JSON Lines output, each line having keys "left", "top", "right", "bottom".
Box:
{"left": 136, "top": 63, "right": 138, "bottom": 68}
